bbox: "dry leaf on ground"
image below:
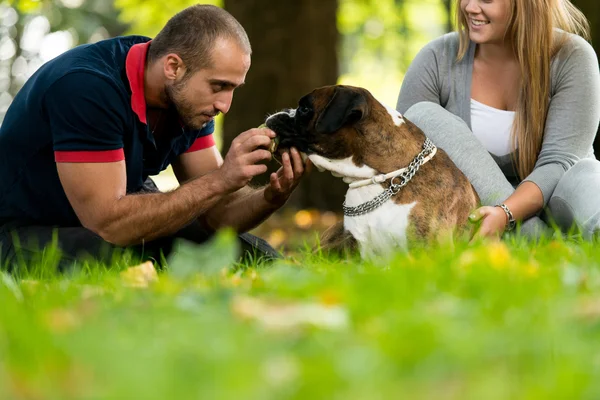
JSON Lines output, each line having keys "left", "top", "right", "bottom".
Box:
{"left": 120, "top": 261, "right": 158, "bottom": 288}
{"left": 231, "top": 295, "right": 349, "bottom": 332}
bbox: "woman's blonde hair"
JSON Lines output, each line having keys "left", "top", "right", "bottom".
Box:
{"left": 456, "top": 0, "right": 590, "bottom": 179}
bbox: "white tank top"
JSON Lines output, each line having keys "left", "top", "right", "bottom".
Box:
{"left": 470, "top": 99, "right": 516, "bottom": 157}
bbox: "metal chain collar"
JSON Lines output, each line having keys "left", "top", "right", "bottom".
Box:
{"left": 342, "top": 138, "right": 436, "bottom": 217}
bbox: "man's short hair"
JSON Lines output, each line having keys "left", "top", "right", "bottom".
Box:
{"left": 148, "top": 4, "right": 251, "bottom": 72}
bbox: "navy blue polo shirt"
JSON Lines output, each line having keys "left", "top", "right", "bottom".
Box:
{"left": 0, "top": 36, "right": 215, "bottom": 228}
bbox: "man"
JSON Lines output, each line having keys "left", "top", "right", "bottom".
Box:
{"left": 0, "top": 5, "right": 306, "bottom": 271}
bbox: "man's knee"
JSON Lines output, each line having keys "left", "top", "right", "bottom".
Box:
{"left": 237, "top": 232, "right": 281, "bottom": 262}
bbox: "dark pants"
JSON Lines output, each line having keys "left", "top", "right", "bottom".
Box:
{"left": 0, "top": 222, "right": 280, "bottom": 273}
{"left": 0, "top": 179, "right": 281, "bottom": 273}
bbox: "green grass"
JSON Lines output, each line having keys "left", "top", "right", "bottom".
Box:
{"left": 2, "top": 231, "right": 600, "bottom": 399}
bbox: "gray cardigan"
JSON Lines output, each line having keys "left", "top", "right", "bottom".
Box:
{"left": 396, "top": 32, "right": 600, "bottom": 205}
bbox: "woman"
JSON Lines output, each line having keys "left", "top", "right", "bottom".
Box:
{"left": 397, "top": 0, "right": 600, "bottom": 239}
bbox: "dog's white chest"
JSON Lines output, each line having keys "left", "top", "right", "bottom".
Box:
{"left": 343, "top": 185, "right": 416, "bottom": 258}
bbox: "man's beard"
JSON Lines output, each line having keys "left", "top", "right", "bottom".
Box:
{"left": 164, "top": 81, "right": 218, "bottom": 131}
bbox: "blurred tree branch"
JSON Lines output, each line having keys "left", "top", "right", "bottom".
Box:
{"left": 1, "top": 0, "right": 127, "bottom": 121}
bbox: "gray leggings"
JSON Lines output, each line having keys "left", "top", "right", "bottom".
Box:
{"left": 405, "top": 101, "right": 600, "bottom": 240}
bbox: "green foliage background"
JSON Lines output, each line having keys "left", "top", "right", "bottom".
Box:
{"left": 3, "top": 0, "right": 449, "bottom": 107}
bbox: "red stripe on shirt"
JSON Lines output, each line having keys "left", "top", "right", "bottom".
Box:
{"left": 125, "top": 41, "right": 151, "bottom": 125}
{"left": 185, "top": 135, "right": 216, "bottom": 153}
{"left": 54, "top": 149, "right": 125, "bottom": 163}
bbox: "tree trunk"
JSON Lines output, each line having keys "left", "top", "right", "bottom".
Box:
{"left": 571, "top": 0, "right": 600, "bottom": 156}
{"left": 223, "top": 0, "right": 347, "bottom": 211}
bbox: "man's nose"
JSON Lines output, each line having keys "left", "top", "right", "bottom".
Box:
{"left": 214, "top": 91, "right": 234, "bottom": 114}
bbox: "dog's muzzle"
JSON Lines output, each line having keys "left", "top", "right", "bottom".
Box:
{"left": 265, "top": 109, "right": 313, "bottom": 154}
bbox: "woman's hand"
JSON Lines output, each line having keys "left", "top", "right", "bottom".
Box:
{"left": 469, "top": 206, "right": 509, "bottom": 239}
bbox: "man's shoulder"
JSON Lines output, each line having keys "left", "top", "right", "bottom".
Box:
{"left": 89, "top": 35, "right": 151, "bottom": 56}
{"left": 64, "top": 35, "right": 151, "bottom": 57}
{"left": 44, "top": 71, "right": 128, "bottom": 110}
{"left": 30, "top": 35, "right": 151, "bottom": 94}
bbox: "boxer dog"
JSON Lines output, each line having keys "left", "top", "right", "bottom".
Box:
{"left": 266, "top": 85, "right": 479, "bottom": 258}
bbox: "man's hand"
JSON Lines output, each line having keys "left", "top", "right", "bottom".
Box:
{"left": 201, "top": 146, "right": 309, "bottom": 232}
{"left": 469, "top": 206, "right": 508, "bottom": 239}
{"left": 216, "top": 128, "right": 274, "bottom": 192}
{"left": 264, "top": 147, "right": 310, "bottom": 206}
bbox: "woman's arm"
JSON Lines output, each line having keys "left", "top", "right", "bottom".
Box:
{"left": 473, "top": 35, "right": 600, "bottom": 238}
{"left": 522, "top": 35, "right": 600, "bottom": 205}
{"left": 471, "top": 181, "right": 544, "bottom": 238}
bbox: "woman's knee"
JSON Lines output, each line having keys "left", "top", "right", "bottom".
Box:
{"left": 404, "top": 101, "right": 458, "bottom": 123}
{"left": 553, "top": 158, "right": 600, "bottom": 198}
{"left": 404, "top": 101, "right": 442, "bottom": 115}
{"left": 548, "top": 158, "right": 600, "bottom": 238}
{"left": 404, "top": 102, "right": 471, "bottom": 140}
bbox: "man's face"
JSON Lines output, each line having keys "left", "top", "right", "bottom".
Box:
{"left": 165, "top": 37, "right": 250, "bottom": 130}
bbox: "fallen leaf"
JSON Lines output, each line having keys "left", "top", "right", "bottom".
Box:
{"left": 120, "top": 261, "right": 158, "bottom": 288}
{"left": 231, "top": 295, "right": 349, "bottom": 332}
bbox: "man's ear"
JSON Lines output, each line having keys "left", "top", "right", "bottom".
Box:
{"left": 315, "top": 86, "right": 368, "bottom": 134}
{"left": 164, "top": 53, "right": 186, "bottom": 80}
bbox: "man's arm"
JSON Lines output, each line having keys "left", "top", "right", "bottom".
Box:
{"left": 173, "top": 137, "right": 307, "bottom": 233}
{"left": 203, "top": 186, "right": 279, "bottom": 232}
{"left": 58, "top": 161, "right": 229, "bottom": 246}
{"left": 171, "top": 145, "right": 224, "bottom": 183}
{"left": 58, "top": 129, "right": 273, "bottom": 246}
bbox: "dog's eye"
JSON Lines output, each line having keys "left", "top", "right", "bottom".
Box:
{"left": 297, "top": 106, "right": 311, "bottom": 116}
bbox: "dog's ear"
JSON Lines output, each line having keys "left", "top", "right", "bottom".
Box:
{"left": 315, "top": 87, "right": 368, "bottom": 134}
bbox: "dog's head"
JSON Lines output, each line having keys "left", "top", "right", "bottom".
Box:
{"left": 265, "top": 85, "right": 426, "bottom": 182}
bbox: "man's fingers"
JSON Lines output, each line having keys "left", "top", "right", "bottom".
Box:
{"left": 247, "top": 164, "right": 268, "bottom": 177}
{"left": 235, "top": 128, "right": 276, "bottom": 145}
{"left": 238, "top": 134, "right": 273, "bottom": 153}
{"left": 270, "top": 172, "right": 281, "bottom": 191}
{"left": 281, "top": 152, "right": 294, "bottom": 181}
{"left": 245, "top": 149, "right": 272, "bottom": 164}
{"left": 276, "top": 167, "right": 285, "bottom": 178}
{"left": 290, "top": 147, "right": 304, "bottom": 176}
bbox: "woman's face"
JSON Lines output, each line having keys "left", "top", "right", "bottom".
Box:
{"left": 460, "top": 0, "right": 512, "bottom": 45}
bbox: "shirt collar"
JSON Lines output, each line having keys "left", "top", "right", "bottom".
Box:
{"left": 125, "top": 41, "right": 151, "bottom": 125}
